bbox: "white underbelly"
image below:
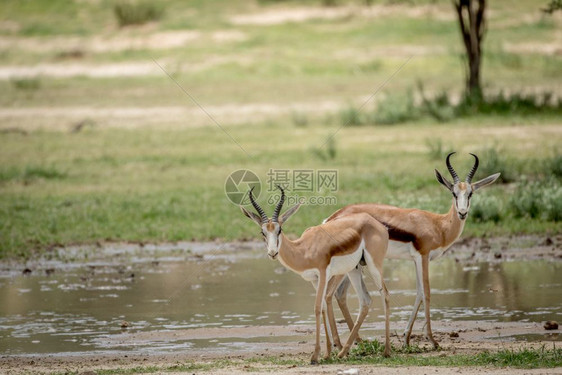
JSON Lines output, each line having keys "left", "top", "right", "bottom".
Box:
{"left": 385, "top": 240, "right": 449, "bottom": 261}
{"left": 429, "top": 247, "right": 447, "bottom": 260}
{"left": 327, "top": 240, "right": 364, "bottom": 276}
{"left": 300, "top": 268, "right": 319, "bottom": 282}
{"left": 385, "top": 240, "right": 417, "bottom": 260}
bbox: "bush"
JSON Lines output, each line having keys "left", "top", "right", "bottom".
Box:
{"left": 546, "top": 153, "right": 562, "bottom": 178}
{"left": 471, "top": 195, "right": 503, "bottom": 222}
{"left": 425, "top": 138, "right": 453, "bottom": 160}
{"left": 310, "top": 137, "right": 337, "bottom": 161}
{"left": 477, "top": 148, "right": 517, "bottom": 184}
{"left": 113, "top": 1, "right": 164, "bottom": 27}
{"left": 543, "top": 183, "right": 562, "bottom": 221}
{"left": 11, "top": 77, "right": 41, "bottom": 91}
{"left": 291, "top": 111, "right": 309, "bottom": 127}
{"left": 372, "top": 91, "right": 418, "bottom": 125}
{"left": 510, "top": 181, "right": 543, "bottom": 219}
{"left": 509, "top": 179, "right": 562, "bottom": 221}
{"left": 339, "top": 106, "right": 366, "bottom": 127}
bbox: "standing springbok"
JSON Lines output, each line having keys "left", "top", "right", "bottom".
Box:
{"left": 240, "top": 186, "right": 391, "bottom": 363}
{"left": 325, "top": 152, "right": 500, "bottom": 348}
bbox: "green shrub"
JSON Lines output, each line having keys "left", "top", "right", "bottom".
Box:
{"left": 11, "top": 77, "right": 41, "bottom": 91}
{"left": 546, "top": 153, "right": 562, "bottom": 178}
{"left": 339, "top": 106, "right": 366, "bottom": 127}
{"left": 509, "top": 179, "right": 562, "bottom": 221}
{"left": 311, "top": 137, "right": 337, "bottom": 161}
{"left": 471, "top": 195, "right": 503, "bottom": 222}
{"left": 425, "top": 138, "right": 453, "bottom": 160}
{"left": 477, "top": 148, "right": 517, "bottom": 184}
{"left": 0, "top": 166, "right": 67, "bottom": 184}
{"left": 291, "top": 111, "right": 309, "bottom": 127}
{"left": 510, "top": 181, "right": 543, "bottom": 219}
{"left": 372, "top": 91, "right": 418, "bottom": 125}
{"left": 113, "top": 1, "right": 164, "bottom": 27}
{"left": 543, "top": 183, "right": 562, "bottom": 221}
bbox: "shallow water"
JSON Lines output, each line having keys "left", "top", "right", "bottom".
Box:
{"left": 0, "top": 246, "right": 560, "bottom": 355}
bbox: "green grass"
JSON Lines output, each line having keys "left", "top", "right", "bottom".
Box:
{"left": 0, "top": 0, "right": 561, "bottom": 258}
{"left": 49, "top": 345, "right": 562, "bottom": 373}
{"left": 0, "top": 120, "right": 561, "bottom": 258}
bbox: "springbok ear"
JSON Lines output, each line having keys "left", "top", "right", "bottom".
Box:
{"left": 279, "top": 204, "right": 301, "bottom": 225}
{"left": 240, "top": 206, "right": 263, "bottom": 226}
{"left": 435, "top": 169, "right": 453, "bottom": 191}
{"left": 472, "top": 173, "right": 501, "bottom": 191}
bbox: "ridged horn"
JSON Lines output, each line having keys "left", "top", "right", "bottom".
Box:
{"left": 446, "top": 152, "right": 460, "bottom": 183}
{"left": 466, "top": 153, "right": 479, "bottom": 183}
{"left": 272, "top": 185, "right": 285, "bottom": 223}
{"left": 248, "top": 187, "right": 268, "bottom": 223}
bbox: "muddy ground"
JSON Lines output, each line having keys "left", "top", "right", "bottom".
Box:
{"left": 0, "top": 320, "right": 560, "bottom": 374}
{"left": 0, "top": 235, "right": 561, "bottom": 374}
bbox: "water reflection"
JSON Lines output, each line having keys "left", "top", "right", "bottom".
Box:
{"left": 0, "top": 250, "right": 560, "bottom": 355}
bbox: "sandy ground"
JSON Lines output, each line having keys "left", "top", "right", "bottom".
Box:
{"left": 0, "top": 320, "right": 560, "bottom": 374}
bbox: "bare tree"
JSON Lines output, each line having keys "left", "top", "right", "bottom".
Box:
{"left": 542, "top": 0, "right": 562, "bottom": 14}
{"left": 453, "top": 0, "right": 486, "bottom": 98}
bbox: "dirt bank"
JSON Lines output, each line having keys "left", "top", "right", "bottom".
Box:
{"left": 0, "top": 320, "right": 560, "bottom": 374}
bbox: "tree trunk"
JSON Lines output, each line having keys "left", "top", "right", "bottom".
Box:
{"left": 453, "top": 0, "right": 486, "bottom": 98}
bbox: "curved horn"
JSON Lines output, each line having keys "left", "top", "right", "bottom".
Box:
{"left": 466, "top": 153, "right": 479, "bottom": 183}
{"left": 272, "top": 185, "right": 285, "bottom": 223}
{"left": 248, "top": 187, "right": 268, "bottom": 223}
{"left": 446, "top": 152, "right": 460, "bottom": 183}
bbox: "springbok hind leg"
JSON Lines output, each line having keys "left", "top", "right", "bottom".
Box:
{"left": 337, "top": 268, "right": 370, "bottom": 358}
{"left": 404, "top": 255, "right": 424, "bottom": 347}
{"left": 326, "top": 275, "right": 345, "bottom": 350}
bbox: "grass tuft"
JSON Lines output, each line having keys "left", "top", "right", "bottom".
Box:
{"left": 425, "top": 138, "right": 453, "bottom": 160}
{"left": 325, "top": 339, "right": 562, "bottom": 368}
{"left": 0, "top": 165, "right": 67, "bottom": 184}
{"left": 113, "top": 1, "right": 164, "bottom": 27}
{"left": 10, "top": 77, "right": 41, "bottom": 91}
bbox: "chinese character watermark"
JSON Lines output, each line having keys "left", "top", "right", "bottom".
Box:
{"left": 226, "top": 169, "right": 338, "bottom": 206}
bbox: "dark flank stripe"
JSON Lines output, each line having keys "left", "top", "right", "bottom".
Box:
{"left": 378, "top": 220, "right": 421, "bottom": 250}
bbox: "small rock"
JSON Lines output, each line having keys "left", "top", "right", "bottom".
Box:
{"left": 22, "top": 268, "right": 32, "bottom": 275}
{"left": 494, "top": 252, "right": 502, "bottom": 259}
{"left": 337, "top": 369, "right": 359, "bottom": 375}
{"left": 544, "top": 321, "right": 559, "bottom": 330}
{"left": 45, "top": 268, "right": 55, "bottom": 276}
{"left": 542, "top": 237, "right": 553, "bottom": 246}
{"left": 449, "top": 331, "right": 459, "bottom": 338}
{"left": 120, "top": 320, "right": 130, "bottom": 328}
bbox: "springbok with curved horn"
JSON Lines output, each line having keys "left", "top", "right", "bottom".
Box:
{"left": 326, "top": 152, "right": 500, "bottom": 348}
{"left": 240, "top": 186, "right": 391, "bottom": 363}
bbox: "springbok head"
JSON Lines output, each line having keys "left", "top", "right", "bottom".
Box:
{"left": 435, "top": 152, "right": 501, "bottom": 220}
{"left": 240, "top": 186, "right": 300, "bottom": 259}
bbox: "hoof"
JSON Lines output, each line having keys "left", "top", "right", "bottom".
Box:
{"left": 310, "top": 357, "right": 319, "bottom": 365}
{"left": 337, "top": 348, "right": 350, "bottom": 359}
{"left": 383, "top": 351, "right": 391, "bottom": 358}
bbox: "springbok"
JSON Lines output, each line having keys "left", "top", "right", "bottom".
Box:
{"left": 325, "top": 152, "right": 500, "bottom": 348}
{"left": 240, "top": 186, "right": 391, "bottom": 363}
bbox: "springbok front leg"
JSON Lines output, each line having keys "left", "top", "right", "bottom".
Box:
{"left": 421, "top": 254, "right": 438, "bottom": 348}
{"left": 311, "top": 271, "right": 328, "bottom": 364}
